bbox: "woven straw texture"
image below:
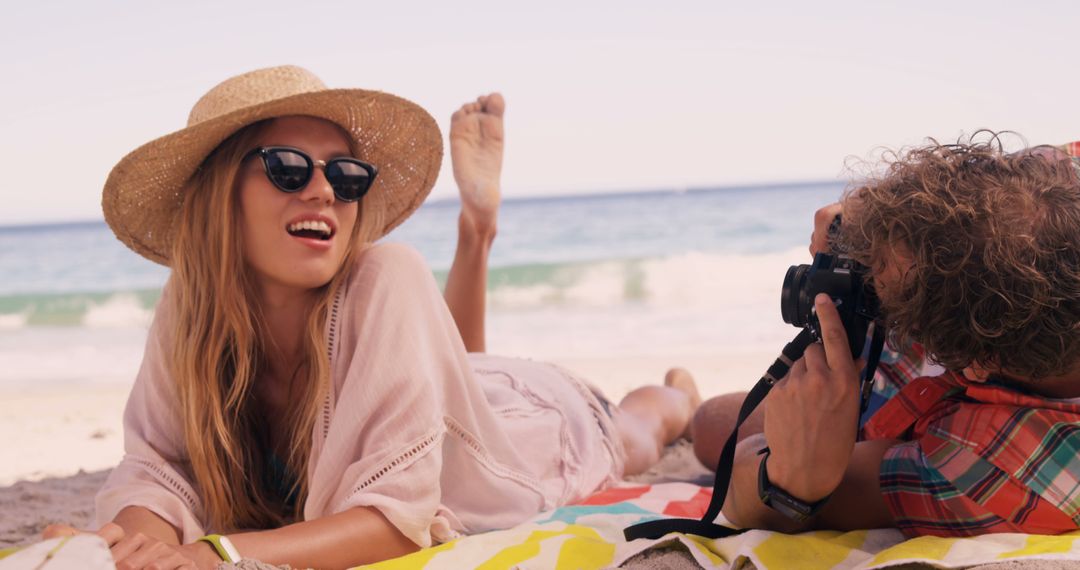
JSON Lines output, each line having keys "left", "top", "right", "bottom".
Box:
{"left": 102, "top": 65, "right": 443, "bottom": 266}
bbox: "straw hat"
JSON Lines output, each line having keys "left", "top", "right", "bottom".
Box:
{"left": 102, "top": 65, "right": 443, "bottom": 266}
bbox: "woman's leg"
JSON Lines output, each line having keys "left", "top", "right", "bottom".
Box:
{"left": 689, "top": 392, "right": 766, "bottom": 471}
{"left": 614, "top": 368, "right": 704, "bottom": 476}
{"left": 443, "top": 93, "right": 505, "bottom": 353}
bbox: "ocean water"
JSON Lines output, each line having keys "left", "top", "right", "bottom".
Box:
{"left": 0, "top": 182, "right": 845, "bottom": 388}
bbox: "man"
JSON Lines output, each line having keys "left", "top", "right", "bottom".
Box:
{"left": 693, "top": 138, "right": 1080, "bottom": 537}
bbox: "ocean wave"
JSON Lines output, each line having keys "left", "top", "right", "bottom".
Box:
{"left": 0, "top": 249, "right": 812, "bottom": 328}
{"left": 83, "top": 294, "right": 154, "bottom": 328}
{"left": 485, "top": 248, "right": 805, "bottom": 311}
{"left": 0, "top": 290, "right": 159, "bottom": 329}
{"left": 0, "top": 311, "right": 29, "bottom": 330}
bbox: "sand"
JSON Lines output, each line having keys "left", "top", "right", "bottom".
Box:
{"left": 0, "top": 469, "right": 108, "bottom": 547}
{"left": 0, "top": 385, "right": 128, "bottom": 487}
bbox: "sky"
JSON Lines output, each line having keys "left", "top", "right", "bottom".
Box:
{"left": 1, "top": 0, "right": 1076, "bottom": 225}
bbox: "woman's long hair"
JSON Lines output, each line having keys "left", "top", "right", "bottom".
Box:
{"left": 169, "top": 119, "right": 385, "bottom": 531}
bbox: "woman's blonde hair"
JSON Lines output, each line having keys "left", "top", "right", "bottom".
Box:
{"left": 169, "top": 117, "right": 385, "bottom": 531}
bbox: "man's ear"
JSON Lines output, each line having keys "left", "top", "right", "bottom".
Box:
{"left": 962, "top": 361, "right": 995, "bottom": 383}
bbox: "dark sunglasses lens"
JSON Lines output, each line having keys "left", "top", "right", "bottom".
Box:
{"left": 325, "top": 160, "right": 373, "bottom": 201}
{"left": 263, "top": 150, "right": 311, "bottom": 192}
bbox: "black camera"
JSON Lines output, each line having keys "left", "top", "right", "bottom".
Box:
{"left": 622, "top": 223, "right": 887, "bottom": 542}
{"left": 780, "top": 253, "right": 880, "bottom": 358}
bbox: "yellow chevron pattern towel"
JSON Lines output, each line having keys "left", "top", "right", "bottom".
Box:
{"left": 358, "top": 483, "right": 1080, "bottom": 569}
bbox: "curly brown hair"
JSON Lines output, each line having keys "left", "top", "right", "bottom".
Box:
{"left": 840, "top": 134, "right": 1080, "bottom": 380}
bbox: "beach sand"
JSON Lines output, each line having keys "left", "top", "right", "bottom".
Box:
{"left": 0, "top": 385, "right": 128, "bottom": 487}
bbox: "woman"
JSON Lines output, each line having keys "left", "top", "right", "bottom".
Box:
{"left": 44, "top": 66, "right": 699, "bottom": 569}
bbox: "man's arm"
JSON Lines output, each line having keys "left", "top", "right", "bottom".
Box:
{"left": 724, "top": 434, "right": 899, "bottom": 532}
{"left": 722, "top": 293, "right": 898, "bottom": 533}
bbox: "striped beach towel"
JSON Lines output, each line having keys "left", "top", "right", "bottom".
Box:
{"left": 359, "top": 482, "right": 1080, "bottom": 569}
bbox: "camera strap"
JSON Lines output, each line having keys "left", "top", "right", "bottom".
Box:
{"left": 860, "top": 325, "right": 887, "bottom": 417}
{"left": 623, "top": 325, "right": 886, "bottom": 541}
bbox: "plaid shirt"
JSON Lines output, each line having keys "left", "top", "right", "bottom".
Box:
{"left": 863, "top": 367, "right": 1080, "bottom": 537}
{"left": 856, "top": 143, "right": 1080, "bottom": 537}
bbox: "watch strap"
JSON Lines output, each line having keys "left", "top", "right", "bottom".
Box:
{"left": 196, "top": 534, "right": 242, "bottom": 563}
{"left": 757, "top": 448, "right": 832, "bottom": 522}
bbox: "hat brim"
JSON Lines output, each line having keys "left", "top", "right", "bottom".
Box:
{"left": 102, "top": 88, "right": 443, "bottom": 266}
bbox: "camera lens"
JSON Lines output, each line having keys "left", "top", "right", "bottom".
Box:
{"left": 781, "top": 264, "right": 809, "bottom": 326}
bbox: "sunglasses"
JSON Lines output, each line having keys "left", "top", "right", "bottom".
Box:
{"left": 245, "top": 146, "right": 378, "bottom": 203}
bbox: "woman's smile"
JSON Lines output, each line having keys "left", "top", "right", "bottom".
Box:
{"left": 284, "top": 213, "right": 338, "bottom": 250}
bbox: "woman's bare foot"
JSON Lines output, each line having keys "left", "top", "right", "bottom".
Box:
{"left": 450, "top": 93, "right": 505, "bottom": 236}
{"left": 664, "top": 367, "right": 703, "bottom": 441}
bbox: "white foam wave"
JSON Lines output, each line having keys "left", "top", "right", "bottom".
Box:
{"left": 0, "top": 311, "right": 29, "bottom": 330}
{"left": 560, "top": 262, "right": 632, "bottom": 307}
{"left": 639, "top": 250, "right": 796, "bottom": 310}
{"left": 490, "top": 283, "right": 561, "bottom": 308}
{"left": 82, "top": 294, "right": 153, "bottom": 328}
{"left": 488, "top": 248, "right": 807, "bottom": 312}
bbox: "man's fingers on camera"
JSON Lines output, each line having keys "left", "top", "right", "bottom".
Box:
{"left": 814, "top": 203, "right": 841, "bottom": 225}
{"left": 809, "top": 231, "right": 821, "bottom": 257}
{"left": 811, "top": 203, "right": 842, "bottom": 255}
{"left": 803, "top": 342, "right": 831, "bottom": 373}
{"left": 785, "top": 354, "right": 808, "bottom": 382}
{"left": 771, "top": 358, "right": 804, "bottom": 396}
{"left": 813, "top": 294, "right": 856, "bottom": 373}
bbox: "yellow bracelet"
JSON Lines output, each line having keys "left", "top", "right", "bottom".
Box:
{"left": 196, "top": 534, "right": 242, "bottom": 563}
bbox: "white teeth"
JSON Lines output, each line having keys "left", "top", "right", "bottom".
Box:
{"left": 287, "top": 220, "right": 332, "bottom": 236}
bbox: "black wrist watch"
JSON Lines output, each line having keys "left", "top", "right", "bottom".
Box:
{"left": 757, "top": 448, "right": 832, "bottom": 522}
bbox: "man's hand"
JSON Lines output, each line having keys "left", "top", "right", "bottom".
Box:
{"left": 763, "top": 293, "right": 861, "bottom": 502}
{"left": 810, "top": 203, "right": 843, "bottom": 257}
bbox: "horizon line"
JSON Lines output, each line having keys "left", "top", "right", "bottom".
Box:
{"left": 0, "top": 178, "right": 846, "bottom": 230}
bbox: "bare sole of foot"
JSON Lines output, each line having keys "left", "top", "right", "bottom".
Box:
{"left": 450, "top": 93, "right": 505, "bottom": 234}
{"left": 664, "top": 367, "right": 702, "bottom": 441}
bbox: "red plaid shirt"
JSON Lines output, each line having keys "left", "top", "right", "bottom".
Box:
{"left": 864, "top": 369, "right": 1080, "bottom": 537}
